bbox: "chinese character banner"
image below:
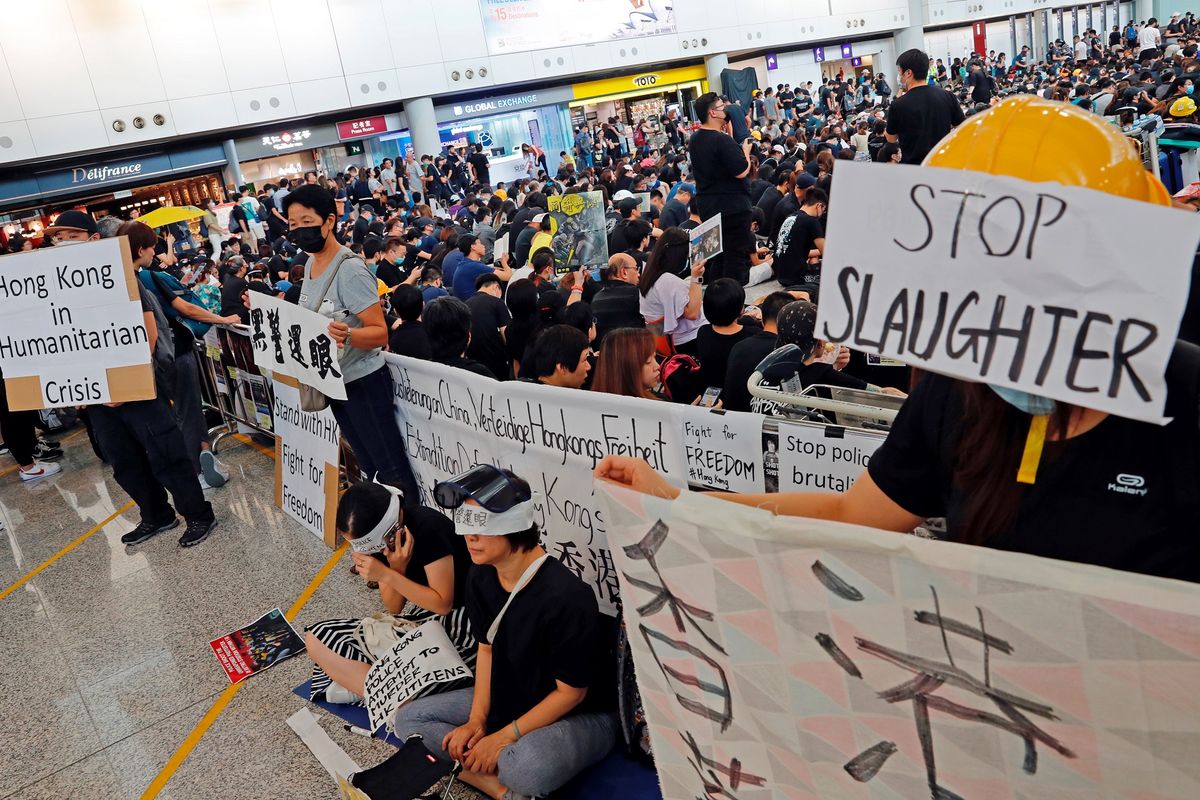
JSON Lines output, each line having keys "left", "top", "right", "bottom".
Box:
{"left": 247, "top": 293, "right": 347, "bottom": 401}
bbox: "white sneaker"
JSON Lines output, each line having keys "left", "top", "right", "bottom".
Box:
{"left": 199, "top": 451, "right": 229, "bottom": 488}
{"left": 323, "top": 683, "right": 363, "bottom": 704}
{"left": 19, "top": 461, "right": 62, "bottom": 482}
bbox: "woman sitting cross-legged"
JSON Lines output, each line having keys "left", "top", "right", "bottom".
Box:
{"left": 393, "top": 465, "right": 618, "bottom": 800}
{"left": 304, "top": 483, "right": 475, "bottom": 704}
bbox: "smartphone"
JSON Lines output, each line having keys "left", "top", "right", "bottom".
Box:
{"left": 700, "top": 386, "right": 721, "bottom": 408}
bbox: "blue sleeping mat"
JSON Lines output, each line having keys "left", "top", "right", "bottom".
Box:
{"left": 291, "top": 681, "right": 662, "bottom": 799}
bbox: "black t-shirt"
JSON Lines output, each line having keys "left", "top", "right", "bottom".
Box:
{"left": 688, "top": 129, "right": 751, "bottom": 211}
{"left": 868, "top": 372, "right": 1200, "bottom": 582}
{"left": 768, "top": 193, "right": 801, "bottom": 244}
{"left": 220, "top": 274, "right": 249, "bottom": 322}
{"left": 466, "top": 557, "right": 612, "bottom": 733}
{"left": 467, "top": 152, "right": 490, "bottom": 185}
{"left": 773, "top": 210, "right": 824, "bottom": 286}
{"left": 755, "top": 186, "right": 785, "bottom": 231}
{"left": 400, "top": 506, "right": 473, "bottom": 608}
{"left": 795, "top": 94, "right": 814, "bottom": 114}
{"left": 389, "top": 320, "right": 433, "bottom": 360}
{"left": 466, "top": 293, "right": 512, "bottom": 380}
{"left": 436, "top": 355, "right": 496, "bottom": 379}
{"left": 696, "top": 325, "right": 756, "bottom": 391}
{"left": 591, "top": 282, "right": 645, "bottom": 344}
{"left": 723, "top": 330, "right": 778, "bottom": 412}
{"left": 967, "top": 70, "right": 993, "bottom": 103}
{"left": 885, "top": 85, "right": 965, "bottom": 165}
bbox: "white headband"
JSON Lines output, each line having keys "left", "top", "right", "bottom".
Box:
{"left": 351, "top": 487, "right": 402, "bottom": 554}
{"left": 454, "top": 497, "right": 537, "bottom": 536}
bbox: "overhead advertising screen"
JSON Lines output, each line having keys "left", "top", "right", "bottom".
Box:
{"left": 479, "top": 0, "right": 676, "bottom": 54}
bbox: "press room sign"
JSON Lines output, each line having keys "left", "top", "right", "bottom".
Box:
{"left": 337, "top": 116, "right": 390, "bottom": 140}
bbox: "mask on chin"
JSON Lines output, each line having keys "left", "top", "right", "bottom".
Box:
{"left": 989, "top": 384, "right": 1058, "bottom": 416}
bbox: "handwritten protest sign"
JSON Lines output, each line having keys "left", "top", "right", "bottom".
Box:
{"left": 689, "top": 213, "right": 723, "bottom": 264}
{"left": 363, "top": 620, "right": 471, "bottom": 733}
{"left": 0, "top": 237, "right": 154, "bottom": 410}
{"left": 772, "top": 420, "right": 885, "bottom": 493}
{"left": 817, "top": 163, "right": 1200, "bottom": 424}
{"left": 247, "top": 292, "right": 347, "bottom": 401}
{"left": 602, "top": 483, "right": 1200, "bottom": 800}
{"left": 675, "top": 406, "right": 765, "bottom": 493}
{"left": 273, "top": 378, "right": 340, "bottom": 545}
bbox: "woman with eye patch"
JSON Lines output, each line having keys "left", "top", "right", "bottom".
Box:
{"left": 303, "top": 482, "right": 475, "bottom": 705}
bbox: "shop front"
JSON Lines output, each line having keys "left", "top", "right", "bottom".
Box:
{"left": 234, "top": 123, "right": 341, "bottom": 187}
{"left": 569, "top": 64, "right": 708, "bottom": 132}
{"left": 0, "top": 144, "right": 227, "bottom": 248}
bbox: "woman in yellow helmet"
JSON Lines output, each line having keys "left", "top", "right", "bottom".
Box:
{"left": 596, "top": 97, "right": 1200, "bottom": 584}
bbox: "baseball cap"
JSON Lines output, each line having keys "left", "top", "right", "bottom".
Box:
{"left": 675, "top": 182, "right": 696, "bottom": 195}
{"left": 531, "top": 212, "right": 548, "bottom": 224}
{"left": 622, "top": 164, "right": 636, "bottom": 173}
{"left": 612, "top": 189, "right": 636, "bottom": 202}
{"left": 45, "top": 209, "right": 98, "bottom": 237}
{"left": 772, "top": 144, "right": 786, "bottom": 154}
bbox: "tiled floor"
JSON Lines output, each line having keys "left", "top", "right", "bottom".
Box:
{"left": 0, "top": 430, "right": 393, "bottom": 799}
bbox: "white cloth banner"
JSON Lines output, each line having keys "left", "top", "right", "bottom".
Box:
{"left": 273, "top": 381, "right": 340, "bottom": 540}
{"left": 601, "top": 483, "right": 1200, "bottom": 800}
{"left": 817, "top": 163, "right": 1200, "bottom": 424}
{"left": 363, "top": 620, "right": 471, "bottom": 734}
{"left": 248, "top": 292, "right": 347, "bottom": 401}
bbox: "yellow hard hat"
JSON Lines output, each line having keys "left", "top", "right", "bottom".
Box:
{"left": 924, "top": 95, "right": 1170, "bottom": 206}
{"left": 377, "top": 279, "right": 389, "bottom": 297}
{"left": 1170, "top": 96, "right": 1197, "bottom": 117}
{"left": 751, "top": 129, "right": 762, "bottom": 140}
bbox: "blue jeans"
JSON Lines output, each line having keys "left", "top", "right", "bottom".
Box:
{"left": 393, "top": 687, "right": 618, "bottom": 798}
{"left": 329, "top": 365, "right": 419, "bottom": 499}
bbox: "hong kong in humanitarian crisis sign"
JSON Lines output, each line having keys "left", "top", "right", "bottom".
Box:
{"left": 0, "top": 237, "right": 154, "bottom": 410}
{"left": 817, "top": 163, "right": 1200, "bottom": 424}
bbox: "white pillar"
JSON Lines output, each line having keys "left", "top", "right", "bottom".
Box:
{"left": 894, "top": 0, "right": 927, "bottom": 57}
{"left": 404, "top": 95, "right": 441, "bottom": 159}
{"left": 1135, "top": 0, "right": 1153, "bottom": 22}
{"left": 704, "top": 52, "right": 729, "bottom": 96}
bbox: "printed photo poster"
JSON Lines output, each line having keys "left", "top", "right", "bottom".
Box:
{"left": 547, "top": 191, "right": 608, "bottom": 276}
{"left": 689, "top": 213, "right": 723, "bottom": 265}
{"left": 273, "top": 377, "right": 340, "bottom": 545}
{"left": 0, "top": 236, "right": 154, "bottom": 410}
{"left": 209, "top": 608, "right": 304, "bottom": 684}
{"left": 817, "top": 161, "right": 1200, "bottom": 424}
{"left": 363, "top": 620, "right": 472, "bottom": 733}
{"left": 247, "top": 292, "right": 347, "bottom": 402}
{"left": 479, "top": 0, "right": 676, "bottom": 55}
{"left": 600, "top": 484, "right": 1200, "bottom": 800}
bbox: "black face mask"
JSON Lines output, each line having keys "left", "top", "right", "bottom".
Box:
{"left": 288, "top": 224, "right": 327, "bottom": 253}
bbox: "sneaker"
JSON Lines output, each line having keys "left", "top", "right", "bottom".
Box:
{"left": 199, "top": 474, "right": 212, "bottom": 491}
{"left": 0, "top": 442, "right": 10, "bottom": 456}
{"left": 179, "top": 518, "right": 217, "bottom": 547}
{"left": 199, "top": 450, "right": 229, "bottom": 488}
{"left": 32, "top": 442, "right": 63, "bottom": 461}
{"left": 37, "top": 436, "right": 60, "bottom": 449}
{"left": 121, "top": 516, "right": 179, "bottom": 545}
{"left": 323, "top": 683, "right": 363, "bottom": 704}
{"left": 19, "top": 461, "right": 62, "bottom": 482}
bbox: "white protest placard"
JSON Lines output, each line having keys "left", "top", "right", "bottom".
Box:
{"left": 363, "top": 620, "right": 471, "bottom": 733}
{"left": 773, "top": 420, "right": 885, "bottom": 493}
{"left": 601, "top": 484, "right": 1200, "bottom": 800}
{"left": 273, "top": 379, "right": 340, "bottom": 544}
{"left": 491, "top": 232, "right": 509, "bottom": 264}
{"left": 675, "top": 406, "right": 766, "bottom": 493}
{"left": 0, "top": 237, "right": 154, "bottom": 410}
{"left": 634, "top": 191, "right": 652, "bottom": 213}
{"left": 689, "top": 213, "right": 723, "bottom": 264}
{"left": 817, "top": 163, "right": 1200, "bottom": 424}
{"left": 248, "top": 292, "right": 347, "bottom": 401}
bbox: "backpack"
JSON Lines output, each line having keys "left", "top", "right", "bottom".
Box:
{"left": 147, "top": 270, "right": 211, "bottom": 351}
{"left": 660, "top": 353, "right": 705, "bottom": 404}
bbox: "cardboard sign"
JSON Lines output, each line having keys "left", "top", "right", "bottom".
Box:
{"left": 675, "top": 405, "right": 766, "bottom": 493}
{"left": 817, "top": 163, "right": 1200, "bottom": 424}
{"left": 363, "top": 620, "right": 471, "bottom": 733}
{"left": 689, "top": 213, "right": 723, "bottom": 265}
{"left": 0, "top": 237, "right": 154, "bottom": 410}
{"left": 273, "top": 378, "right": 340, "bottom": 546}
{"left": 602, "top": 484, "right": 1200, "bottom": 800}
{"left": 209, "top": 608, "right": 304, "bottom": 684}
{"left": 771, "top": 420, "right": 885, "bottom": 493}
{"left": 247, "top": 292, "right": 347, "bottom": 401}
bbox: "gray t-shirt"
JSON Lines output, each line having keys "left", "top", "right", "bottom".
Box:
{"left": 300, "top": 247, "right": 383, "bottom": 384}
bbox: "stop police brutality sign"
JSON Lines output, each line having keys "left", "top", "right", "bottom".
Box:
{"left": 817, "top": 163, "right": 1200, "bottom": 424}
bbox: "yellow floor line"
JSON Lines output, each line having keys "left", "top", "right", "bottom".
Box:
{"left": 230, "top": 433, "right": 276, "bottom": 460}
{"left": 0, "top": 500, "right": 135, "bottom": 603}
{"left": 138, "top": 542, "right": 348, "bottom": 800}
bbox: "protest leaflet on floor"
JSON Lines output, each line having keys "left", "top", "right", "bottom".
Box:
{"left": 0, "top": 237, "right": 154, "bottom": 410}
{"left": 209, "top": 608, "right": 304, "bottom": 684}
{"left": 602, "top": 483, "right": 1200, "bottom": 800}
{"left": 247, "top": 292, "right": 347, "bottom": 401}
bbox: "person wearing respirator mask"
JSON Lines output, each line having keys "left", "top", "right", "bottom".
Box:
{"left": 281, "top": 184, "right": 419, "bottom": 503}
{"left": 393, "top": 465, "right": 618, "bottom": 800}
{"left": 304, "top": 482, "right": 475, "bottom": 705}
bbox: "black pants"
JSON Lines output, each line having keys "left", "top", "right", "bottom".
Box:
{"left": 0, "top": 379, "right": 37, "bottom": 467}
{"left": 329, "top": 366, "right": 420, "bottom": 501}
{"left": 89, "top": 398, "right": 213, "bottom": 525}
{"left": 694, "top": 200, "right": 754, "bottom": 287}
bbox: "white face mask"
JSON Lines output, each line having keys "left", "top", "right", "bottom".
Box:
{"left": 52, "top": 239, "right": 82, "bottom": 247}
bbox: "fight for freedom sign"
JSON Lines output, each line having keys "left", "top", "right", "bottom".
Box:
{"left": 248, "top": 292, "right": 347, "bottom": 401}
{"left": 817, "top": 163, "right": 1200, "bottom": 424}
{"left": 0, "top": 237, "right": 154, "bottom": 410}
{"left": 272, "top": 378, "right": 340, "bottom": 545}
{"left": 601, "top": 484, "right": 1200, "bottom": 800}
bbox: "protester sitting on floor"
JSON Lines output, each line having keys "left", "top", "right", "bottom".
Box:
{"left": 528, "top": 324, "right": 593, "bottom": 389}
{"left": 590, "top": 328, "right": 662, "bottom": 400}
{"left": 393, "top": 466, "right": 617, "bottom": 800}
{"left": 424, "top": 296, "right": 497, "bottom": 378}
{"left": 638, "top": 228, "right": 706, "bottom": 356}
{"left": 695, "top": 278, "right": 756, "bottom": 393}
{"left": 305, "top": 482, "right": 475, "bottom": 705}
{"left": 591, "top": 253, "right": 644, "bottom": 345}
{"left": 388, "top": 284, "right": 432, "bottom": 360}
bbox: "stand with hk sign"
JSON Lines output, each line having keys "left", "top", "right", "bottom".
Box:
{"left": 0, "top": 237, "right": 154, "bottom": 410}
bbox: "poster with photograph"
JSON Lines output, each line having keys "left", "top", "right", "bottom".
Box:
{"left": 239, "top": 372, "right": 274, "bottom": 431}
{"left": 209, "top": 608, "right": 304, "bottom": 684}
{"left": 547, "top": 191, "right": 609, "bottom": 276}
{"left": 478, "top": 0, "right": 676, "bottom": 55}
{"left": 634, "top": 191, "right": 652, "bottom": 213}
{"left": 689, "top": 213, "right": 723, "bottom": 265}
